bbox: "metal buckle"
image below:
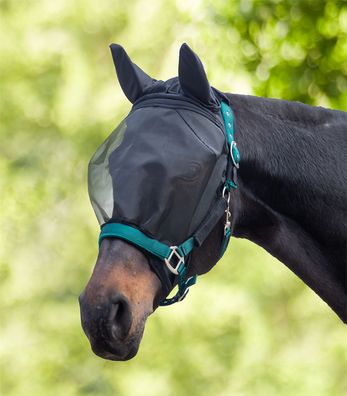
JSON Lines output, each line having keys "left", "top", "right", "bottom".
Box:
{"left": 164, "top": 246, "right": 185, "bottom": 275}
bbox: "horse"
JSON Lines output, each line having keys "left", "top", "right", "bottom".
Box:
{"left": 79, "top": 43, "right": 347, "bottom": 361}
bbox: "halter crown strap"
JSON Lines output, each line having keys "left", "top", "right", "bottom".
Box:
{"left": 221, "top": 101, "right": 240, "bottom": 167}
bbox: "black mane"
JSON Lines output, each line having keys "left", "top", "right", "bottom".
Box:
{"left": 229, "top": 93, "right": 346, "bottom": 126}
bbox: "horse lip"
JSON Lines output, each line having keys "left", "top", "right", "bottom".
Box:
{"left": 91, "top": 340, "right": 139, "bottom": 361}
{"left": 85, "top": 318, "right": 139, "bottom": 361}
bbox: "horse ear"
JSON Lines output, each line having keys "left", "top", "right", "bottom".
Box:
{"left": 109, "top": 44, "right": 156, "bottom": 103}
{"left": 178, "top": 43, "right": 212, "bottom": 104}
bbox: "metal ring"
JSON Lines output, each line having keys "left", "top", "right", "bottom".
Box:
{"left": 222, "top": 186, "right": 231, "bottom": 203}
{"left": 230, "top": 141, "right": 240, "bottom": 169}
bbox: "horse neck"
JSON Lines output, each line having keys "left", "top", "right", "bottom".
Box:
{"left": 228, "top": 93, "right": 347, "bottom": 322}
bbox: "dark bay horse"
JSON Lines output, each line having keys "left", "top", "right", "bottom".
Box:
{"left": 79, "top": 44, "right": 347, "bottom": 361}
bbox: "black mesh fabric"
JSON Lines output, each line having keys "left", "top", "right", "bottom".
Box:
{"left": 88, "top": 120, "right": 127, "bottom": 225}
{"left": 88, "top": 95, "right": 228, "bottom": 246}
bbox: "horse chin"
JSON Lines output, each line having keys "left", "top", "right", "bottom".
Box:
{"left": 91, "top": 339, "right": 141, "bottom": 361}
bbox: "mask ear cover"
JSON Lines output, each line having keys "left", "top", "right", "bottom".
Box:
{"left": 109, "top": 44, "right": 156, "bottom": 103}
{"left": 178, "top": 43, "right": 214, "bottom": 105}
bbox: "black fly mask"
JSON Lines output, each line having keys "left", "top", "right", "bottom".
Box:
{"left": 88, "top": 43, "right": 240, "bottom": 305}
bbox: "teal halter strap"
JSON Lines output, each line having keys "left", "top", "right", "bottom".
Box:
{"left": 98, "top": 101, "right": 239, "bottom": 306}
{"left": 220, "top": 101, "right": 239, "bottom": 255}
{"left": 221, "top": 101, "right": 240, "bottom": 166}
{"left": 99, "top": 223, "right": 195, "bottom": 263}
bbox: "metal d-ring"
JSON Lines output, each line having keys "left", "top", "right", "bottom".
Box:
{"left": 222, "top": 186, "right": 231, "bottom": 203}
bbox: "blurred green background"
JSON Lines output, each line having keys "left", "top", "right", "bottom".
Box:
{"left": 1, "top": 0, "right": 346, "bottom": 395}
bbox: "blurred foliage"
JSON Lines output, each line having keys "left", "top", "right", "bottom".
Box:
{"left": 0, "top": 0, "right": 346, "bottom": 395}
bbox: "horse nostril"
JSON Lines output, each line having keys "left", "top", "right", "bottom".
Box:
{"left": 108, "top": 294, "right": 132, "bottom": 340}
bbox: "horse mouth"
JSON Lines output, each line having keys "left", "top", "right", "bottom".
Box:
{"left": 85, "top": 328, "right": 142, "bottom": 361}
{"left": 90, "top": 340, "right": 139, "bottom": 361}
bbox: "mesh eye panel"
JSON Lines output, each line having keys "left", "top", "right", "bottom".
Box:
{"left": 88, "top": 121, "right": 127, "bottom": 225}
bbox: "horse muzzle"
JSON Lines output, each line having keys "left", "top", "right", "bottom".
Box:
{"left": 79, "top": 291, "right": 141, "bottom": 361}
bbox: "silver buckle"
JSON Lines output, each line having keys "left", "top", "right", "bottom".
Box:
{"left": 164, "top": 246, "right": 185, "bottom": 275}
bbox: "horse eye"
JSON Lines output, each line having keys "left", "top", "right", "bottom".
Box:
{"left": 178, "top": 161, "right": 202, "bottom": 182}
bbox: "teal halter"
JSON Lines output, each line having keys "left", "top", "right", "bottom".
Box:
{"left": 99, "top": 101, "right": 240, "bottom": 305}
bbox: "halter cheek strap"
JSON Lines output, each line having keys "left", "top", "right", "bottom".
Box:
{"left": 220, "top": 101, "right": 239, "bottom": 255}
{"left": 98, "top": 101, "right": 240, "bottom": 306}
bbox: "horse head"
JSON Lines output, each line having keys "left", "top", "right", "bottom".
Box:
{"left": 79, "top": 42, "right": 347, "bottom": 361}
{"left": 79, "top": 43, "right": 236, "bottom": 360}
